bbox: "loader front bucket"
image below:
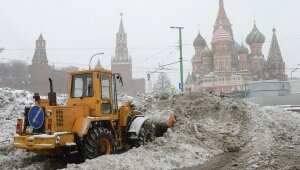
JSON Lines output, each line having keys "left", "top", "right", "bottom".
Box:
{"left": 150, "top": 112, "right": 176, "bottom": 137}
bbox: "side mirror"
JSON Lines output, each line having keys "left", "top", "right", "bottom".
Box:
{"left": 119, "top": 76, "right": 123, "bottom": 86}
{"left": 33, "top": 93, "right": 40, "bottom": 101}
{"left": 114, "top": 73, "right": 123, "bottom": 86}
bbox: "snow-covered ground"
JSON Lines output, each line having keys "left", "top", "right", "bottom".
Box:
{"left": 0, "top": 88, "right": 300, "bottom": 169}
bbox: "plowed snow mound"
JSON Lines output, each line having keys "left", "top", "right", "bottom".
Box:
{"left": 0, "top": 88, "right": 67, "bottom": 147}
{"left": 0, "top": 88, "right": 68, "bottom": 169}
{"left": 0, "top": 88, "right": 33, "bottom": 146}
{"left": 67, "top": 92, "right": 300, "bottom": 170}
{"left": 1, "top": 89, "right": 299, "bottom": 169}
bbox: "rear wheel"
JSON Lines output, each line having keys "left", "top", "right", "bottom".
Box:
{"left": 134, "top": 123, "right": 155, "bottom": 147}
{"left": 83, "top": 127, "right": 114, "bottom": 159}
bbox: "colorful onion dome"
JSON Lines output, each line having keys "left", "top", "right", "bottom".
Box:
{"left": 238, "top": 43, "right": 249, "bottom": 54}
{"left": 246, "top": 24, "right": 265, "bottom": 45}
{"left": 193, "top": 33, "right": 206, "bottom": 47}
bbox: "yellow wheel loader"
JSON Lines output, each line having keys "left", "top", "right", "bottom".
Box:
{"left": 13, "top": 68, "right": 175, "bottom": 161}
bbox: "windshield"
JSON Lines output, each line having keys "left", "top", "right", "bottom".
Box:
{"left": 71, "top": 74, "right": 93, "bottom": 98}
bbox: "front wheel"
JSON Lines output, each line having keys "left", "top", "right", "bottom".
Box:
{"left": 134, "top": 123, "right": 155, "bottom": 147}
{"left": 83, "top": 127, "right": 114, "bottom": 159}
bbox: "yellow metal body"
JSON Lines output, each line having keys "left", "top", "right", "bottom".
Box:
{"left": 14, "top": 68, "right": 137, "bottom": 155}
{"left": 14, "top": 133, "right": 74, "bottom": 154}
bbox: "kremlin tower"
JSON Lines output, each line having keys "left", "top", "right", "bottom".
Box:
{"left": 111, "top": 14, "right": 145, "bottom": 95}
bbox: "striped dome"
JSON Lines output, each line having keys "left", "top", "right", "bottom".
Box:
{"left": 246, "top": 24, "right": 265, "bottom": 45}
{"left": 193, "top": 33, "right": 206, "bottom": 47}
{"left": 212, "top": 26, "right": 232, "bottom": 43}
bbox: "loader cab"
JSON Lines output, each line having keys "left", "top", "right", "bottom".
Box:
{"left": 67, "top": 69, "right": 119, "bottom": 117}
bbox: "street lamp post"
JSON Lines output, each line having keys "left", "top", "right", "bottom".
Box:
{"left": 89, "top": 52, "right": 104, "bottom": 70}
{"left": 291, "top": 68, "right": 299, "bottom": 80}
{"left": 0, "top": 47, "right": 4, "bottom": 53}
{"left": 170, "top": 26, "right": 184, "bottom": 92}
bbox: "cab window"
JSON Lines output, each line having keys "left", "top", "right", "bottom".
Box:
{"left": 101, "top": 74, "right": 110, "bottom": 100}
{"left": 101, "top": 74, "right": 111, "bottom": 114}
{"left": 71, "top": 74, "right": 93, "bottom": 98}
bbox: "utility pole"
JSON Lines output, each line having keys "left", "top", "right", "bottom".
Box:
{"left": 170, "top": 26, "right": 184, "bottom": 92}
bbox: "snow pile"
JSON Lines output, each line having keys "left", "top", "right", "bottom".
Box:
{"left": 1, "top": 89, "right": 299, "bottom": 169}
{"left": 57, "top": 94, "right": 68, "bottom": 106}
{"left": 67, "top": 92, "right": 300, "bottom": 170}
{"left": 0, "top": 88, "right": 68, "bottom": 169}
{"left": 0, "top": 88, "right": 67, "bottom": 146}
{"left": 0, "top": 88, "right": 36, "bottom": 169}
{"left": 0, "top": 88, "right": 33, "bottom": 146}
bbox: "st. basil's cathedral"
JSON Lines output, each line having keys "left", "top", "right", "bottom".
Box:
{"left": 185, "top": 0, "right": 287, "bottom": 93}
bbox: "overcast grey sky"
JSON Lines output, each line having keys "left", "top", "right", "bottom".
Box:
{"left": 0, "top": 0, "right": 300, "bottom": 85}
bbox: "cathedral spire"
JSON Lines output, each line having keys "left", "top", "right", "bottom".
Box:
{"left": 216, "top": 0, "right": 228, "bottom": 22}
{"left": 267, "top": 27, "right": 283, "bottom": 62}
{"left": 214, "top": 0, "right": 233, "bottom": 37}
{"left": 219, "top": 0, "right": 224, "bottom": 7}
{"left": 266, "top": 27, "right": 286, "bottom": 80}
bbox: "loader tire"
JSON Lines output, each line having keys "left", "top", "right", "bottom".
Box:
{"left": 83, "top": 127, "right": 114, "bottom": 159}
{"left": 134, "top": 123, "right": 155, "bottom": 147}
{"left": 74, "top": 138, "right": 85, "bottom": 163}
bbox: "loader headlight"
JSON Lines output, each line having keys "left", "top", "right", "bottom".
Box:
{"left": 56, "top": 136, "right": 60, "bottom": 144}
{"left": 25, "top": 126, "right": 33, "bottom": 134}
{"left": 47, "top": 110, "right": 52, "bottom": 116}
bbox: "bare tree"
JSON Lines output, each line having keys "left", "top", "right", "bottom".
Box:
{"left": 153, "top": 72, "right": 171, "bottom": 93}
{"left": 0, "top": 60, "right": 28, "bottom": 89}
{"left": 9, "top": 60, "right": 28, "bottom": 78}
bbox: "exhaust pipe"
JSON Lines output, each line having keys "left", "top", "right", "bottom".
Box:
{"left": 48, "top": 78, "right": 57, "bottom": 106}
